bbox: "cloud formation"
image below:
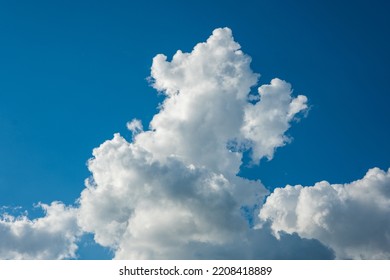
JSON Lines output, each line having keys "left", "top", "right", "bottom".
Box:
{"left": 0, "top": 202, "right": 80, "bottom": 259}
{"left": 259, "top": 167, "right": 390, "bottom": 259}
{"left": 76, "top": 28, "right": 312, "bottom": 259}
{"left": 2, "top": 27, "right": 388, "bottom": 260}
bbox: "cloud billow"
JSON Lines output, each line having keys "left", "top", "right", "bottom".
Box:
{"left": 77, "top": 28, "right": 322, "bottom": 259}
{"left": 0, "top": 202, "right": 80, "bottom": 259}
{"left": 1, "top": 28, "right": 388, "bottom": 259}
{"left": 259, "top": 167, "right": 390, "bottom": 259}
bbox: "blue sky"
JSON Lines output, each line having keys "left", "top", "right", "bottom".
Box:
{"left": 0, "top": 0, "right": 389, "bottom": 259}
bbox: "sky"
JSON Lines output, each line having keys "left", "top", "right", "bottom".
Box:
{"left": 0, "top": 0, "right": 389, "bottom": 259}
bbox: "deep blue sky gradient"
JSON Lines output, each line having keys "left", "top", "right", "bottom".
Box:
{"left": 1, "top": 0, "right": 389, "bottom": 258}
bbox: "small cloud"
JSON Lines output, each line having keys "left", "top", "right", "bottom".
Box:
{"left": 126, "top": 119, "right": 143, "bottom": 138}
{"left": 0, "top": 202, "right": 81, "bottom": 259}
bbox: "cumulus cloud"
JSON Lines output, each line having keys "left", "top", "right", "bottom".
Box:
{"left": 241, "top": 79, "right": 308, "bottom": 161}
{"left": 0, "top": 202, "right": 80, "bottom": 259}
{"left": 76, "top": 27, "right": 314, "bottom": 259}
{"left": 3, "top": 27, "right": 386, "bottom": 260}
{"left": 259, "top": 167, "right": 390, "bottom": 259}
{"left": 77, "top": 133, "right": 332, "bottom": 259}
{"left": 137, "top": 28, "right": 307, "bottom": 174}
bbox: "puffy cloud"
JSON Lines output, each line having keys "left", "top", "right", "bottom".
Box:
{"left": 76, "top": 27, "right": 313, "bottom": 259}
{"left": 0, "top": 202, "right": 81, "bottom": 259}
{"left": 241, "top": 79, "right": 308, "bottom": 161}
{"left": 3, "top": 26, "right": 386, "bottom": 260}
{"left": 137, "top": 27, "right": 307, "bottom": 174}
{"left": 259, "top": 167, "right": 390, "bottom": 259}
{"left": 2, "top": 27, "right": 310, "bottom": 259}
{"left": 8, "top": 27, "right": 382, "bottom": 260}
{"left": 78, "top": 133, "right": 333, "bottom": 259}
{"left": 77, "top": 133, "right": 264, "bottom": 258}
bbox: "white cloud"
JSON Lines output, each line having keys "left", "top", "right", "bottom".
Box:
{"left": 76, "top": 27, "right": 313, "bottom": 259}
{"left": 241, "top": 78, "right": 308, "bottom": 161}
{"left": 126, "top": 119, "right": 143, "bottom": 137}
{"left": 259, "top": 167, "right": 390, "bottom": 259}
{"left": 136, "top": 27, "right": 307, "bottom": 174}
{"left": 78, "top": 133, "right": 333, "bottom": 259}
{"left": 4, "top": 27, "right": 386, "bottom": 260}
{"left": 0, "top": 202, "right": 81, "bottom": 259}
{"left": 77, "top": 133, "right": 264, "bottom": 258}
